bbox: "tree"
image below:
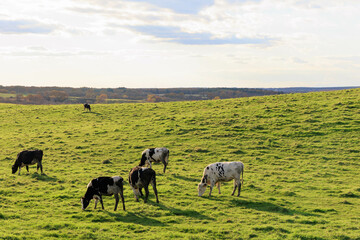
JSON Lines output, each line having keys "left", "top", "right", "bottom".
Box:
{"left": 96, "top": 94, "right": 108, "bottom": 103}
{"left": 43, "top": 90, "right": 68, "bottom": 102}
{"left": 25, "top": 94, "right": 44, "bottom": 103}
{"left": 147, "top": 94, "right": 163, "bottom": 102}
{"left": 85, "top": 89, "right": 96, "bottom": 99}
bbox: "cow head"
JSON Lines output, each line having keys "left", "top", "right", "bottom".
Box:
{"left": 197, "top": 175, "right": 208, "bottom": 197}
{"left": 81, "top": 197, "right": 90, "bottom": 210}
{"left": 11, "top": 165, "right": 18, "bottom": 174}
{"left": 139, "top": 153, "right": 147, "bottom": 167}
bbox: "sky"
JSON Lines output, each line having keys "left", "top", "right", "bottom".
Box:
{"left": 0, "top": 0, "right": 359, "bottom": 88}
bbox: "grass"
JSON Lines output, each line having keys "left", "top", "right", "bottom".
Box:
{"left": 0, "top": 93, "right": 16, "bottom": 98}
{"left": 0, "top": 89, "right": 359, "bottom": 239}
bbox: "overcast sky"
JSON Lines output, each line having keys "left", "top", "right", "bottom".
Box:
{"left": 0, "top": 0, "right": 359, "bottom": 88}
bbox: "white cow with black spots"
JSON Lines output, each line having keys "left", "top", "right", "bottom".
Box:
{"left": 139, "top": 148, "right": 169, "bottom": 173}
{"left": 198, "top": 162, "right": 244, "bottom": 197}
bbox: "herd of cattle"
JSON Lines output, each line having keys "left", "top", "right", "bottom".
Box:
{"left": 12, "top": 147, "right": 245, "bottom": 211}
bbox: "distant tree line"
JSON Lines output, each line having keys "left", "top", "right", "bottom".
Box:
{"left": 0, "top": 85, "right": 281, "bottom": 104}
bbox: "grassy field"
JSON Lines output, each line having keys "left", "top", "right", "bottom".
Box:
{"left": 0, "top": 93, "right": 16, "bottom": 98}
{"left": 0, "top": 89, "right": 359, "bottom": 239}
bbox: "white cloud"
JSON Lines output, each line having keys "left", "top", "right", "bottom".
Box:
{"left": 0, "top": 19, "right": 57, "bottom": 34}
{"left": 0, "top": 0, "right": 359, "bottom": 88}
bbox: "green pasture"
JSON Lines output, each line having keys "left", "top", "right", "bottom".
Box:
{"left": 0, "top": 93, "right": 16, "bottom": 98}
{"left": 0, "top": 89, "right": 359, "bottom": 239}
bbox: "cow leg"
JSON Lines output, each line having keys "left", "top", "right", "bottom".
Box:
{"left": 18, "top": 167, "right": 21, "bottom": 175}
{"left": 237, "top": 182, "right": 242, "bottom": 197}
{"left": 163, "top": 163, "right": 167, "bottom": 173}
{"left": 216, "top": 182, "right": 221, "bottom": 194}
{"left": 37, "top": 163, "right": 43, "bottom": 174}
{"left": 162, "top": 158, "right": 167, "bottom": 173}
{"left": 94, "top": 198, "right": 98, "bottom": 209}
{"left": 139, "top": 188, "right": 144, "bottom": 196}
{"left": 151, "top": 179, "right": 159, "bottom": 203}
{"left": 231, "top": 180, "right": 237, "bottom": 196}
{"left": 132, "top": 187, "right": 139, "bottom": 202}
{"left": 209, "top": 182, "right": 215, "bottom": 196}
{"left": 114, "top": 194, "right": 119, "bottom": 211}
{"left": 120, "top": 188, "right": 125, "bottom": 211}
{"left": 144, "top": 185, "right": 149, "bottom": 203}
{"left": 99, "top": 196, "right": 105, "bottom": 210}
{"left": 26, "top": 166, "right": 29, "bottom": 172}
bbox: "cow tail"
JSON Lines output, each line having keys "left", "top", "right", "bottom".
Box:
{"left": 241, "top": 164, "right": 244, "bottom": 186}
{"left": 116, "top": 177, "right": 124, "bottom": 186}
{"left": 165, "top": 149, "right": 169, "bottom": 164}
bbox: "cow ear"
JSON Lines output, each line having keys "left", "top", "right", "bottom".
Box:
{"left": 202, "top": 175, "right": 208, "bottom": 183}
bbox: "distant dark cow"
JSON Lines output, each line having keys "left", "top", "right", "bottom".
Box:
{"left": 129, "top": 166, "right": 159, "bottom": 203}
{"left": 84, "top": 103, "right": 91, "bottom": 111}
{"left": 139, "top": 147, "right": 169, "bottom": 173}
{"left": 12, "top": 150, "right": 43, "bottom": 175}
{"left": 198, "top": 162, "right": 244, "bottom": 197}
{"left": 81, "top": 176, "right": 125, "bottom": 211}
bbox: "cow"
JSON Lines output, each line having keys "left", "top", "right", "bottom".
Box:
{"left": 139, "top": 147, "right": 169, "bottom": 173}
{"left": 128, "top": 166, "right": 159, "bottom": 203}
{"left": 198, "top": 162, "right": 244, "bottom": 197}
{"left": 81, "top": 176, "right": 125, "bottom": 211}
{"left": 12, "top": 150, "right": 43, "bottom": 175}
{"left": 84, "top": 103, "right": 91, "bottom": 111}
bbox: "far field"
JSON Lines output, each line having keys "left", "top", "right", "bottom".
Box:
{"left": 0, "top": 89, "right": 359, "bottom": 239}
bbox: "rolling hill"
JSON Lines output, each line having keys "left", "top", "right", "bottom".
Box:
{"left": 0, "top": 88, "right": 359, "bottom": 239}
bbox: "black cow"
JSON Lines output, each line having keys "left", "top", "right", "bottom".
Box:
{"left": 84, "top": 103, "right": 91, "bottom": 111}
{"left": 12, "top": 150, "right": 43, "bottom": 175}
{"left": 129, "top": 166, "right": 159, "bottom": 203}
{"left": 81, "top": 176, "right": 125, "bottom": 211}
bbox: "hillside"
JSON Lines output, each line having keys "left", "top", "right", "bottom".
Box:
{"left": 0, "top": 89, "right": 359, "bottom": 239}
{"left": 0, "top": 86, "right": 280, "bottom": 104}
{"left": 264, "top": 86, "right": 359, "bottom": 93}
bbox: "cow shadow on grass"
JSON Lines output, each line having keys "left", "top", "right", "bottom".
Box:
{"left": 82, "top": 111, "right": 102, "bottom": 116}
{"left": 153, "top": 202, "right": 214, "bottom": 221}
{"left": 30, "top": 173, "right": 57, "bottom": 182}
{"left": 171, "top": 173, "right": 199, "bottom": 183}
{"left": 105, "top": 211, "right": 166, "bottom": 227}
{"left": 208, "top": 196, "right": 317, "bottom": 216}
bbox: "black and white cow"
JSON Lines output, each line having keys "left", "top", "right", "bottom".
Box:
{"left": 139, "top": 147, "right": 169, "bottom": 173}
{"left": 198, "top": 162, "right": 244, "bottom": 197}
{"left": 12, "top": 150, "right": 43, "bottom": 175}
{"left": 84, "top": 103, "right": 91, "bottom": 111}
{"left": 128, "top": 166, "right": 159, "bottom": 203}
{"left": 81, "top": 176, "right": 125, "bottom": 211}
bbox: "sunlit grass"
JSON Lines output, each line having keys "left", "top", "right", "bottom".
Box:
{"left": 0, "top": 89, "right": 359, "bottom": 239}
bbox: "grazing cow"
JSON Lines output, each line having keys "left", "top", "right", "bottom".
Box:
{"left": 198, "top": 162, "right": 244, "bottom": 197}
{"left": 81, "top": 176, "right": 125, "bottom": 211}
{"left": 139, "top": 147, "right": 169, "bottom": 173}
{"left": 128, "top": 166, "right": 159, "bottom": 203}
{"left": 84, "top": 103, "right": 91, "bottom": 111}
{"left": 12, "top": 150, "right": 43, "bottom": 175}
